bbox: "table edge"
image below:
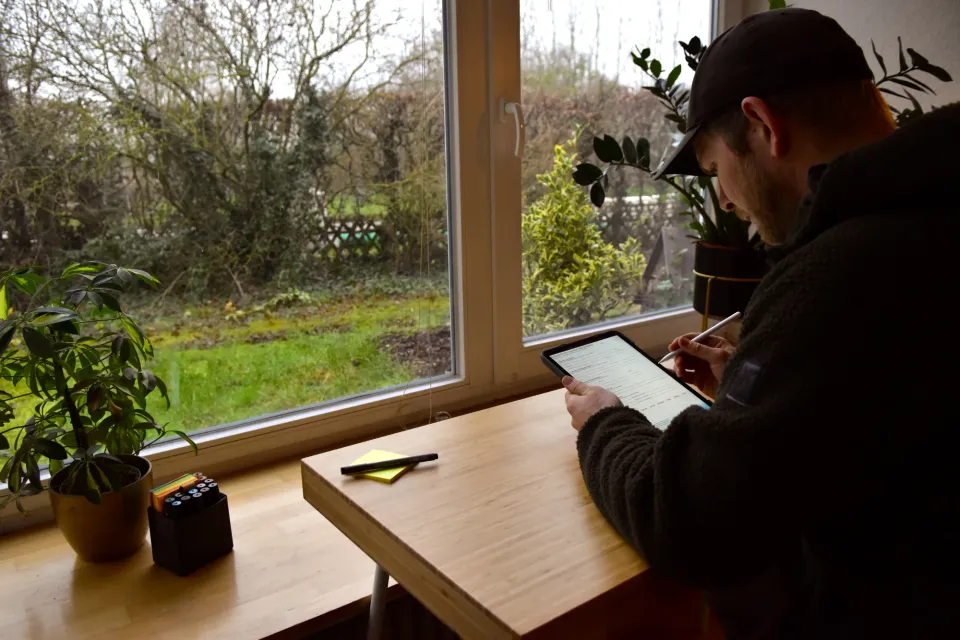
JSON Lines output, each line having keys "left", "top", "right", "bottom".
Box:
{"left": 300, "top": 459, "right": 519, "bottom": 640}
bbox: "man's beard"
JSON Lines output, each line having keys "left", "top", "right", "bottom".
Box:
{"left": 738, "top": 154, "right": 799, "bottom": 246}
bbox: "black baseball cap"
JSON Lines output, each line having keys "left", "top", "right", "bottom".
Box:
{"left": 652, "top": 8, "right": 873, "bottom": 178}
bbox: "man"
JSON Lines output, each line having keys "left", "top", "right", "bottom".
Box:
{"left": 563, "top": 8, "right": 960, "bottom": 639}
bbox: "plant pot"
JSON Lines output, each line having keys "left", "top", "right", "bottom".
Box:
{"left": 692, "top": 242, "right": 767, "bottom": 319}
{"left": 50, "top": 454, "right": 153, "bottom": 563}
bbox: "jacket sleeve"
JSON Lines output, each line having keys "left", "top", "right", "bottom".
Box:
{"left": 575, "top": 240, "right": 922, "bottom": 589}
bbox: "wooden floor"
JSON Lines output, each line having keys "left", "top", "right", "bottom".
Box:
{"left": 0, "top": 458, "right": 395, "bottom": 639}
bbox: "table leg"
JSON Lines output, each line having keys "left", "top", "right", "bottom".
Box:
{"left": 367, "top": 564, "right": 389, "bottom": 640}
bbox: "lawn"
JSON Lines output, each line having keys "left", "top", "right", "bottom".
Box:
{"left": 1, "top": 278, "right": 452, "bottom": 457}
{"left": 148, "top": 293, "right": 451, "bottom": 432}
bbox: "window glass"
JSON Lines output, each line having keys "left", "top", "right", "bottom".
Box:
{"left": 520, "top": 0, "right": 712, "bottom": 338}
{"left": 0, "top": 0, "right": 452, "bottom": 443}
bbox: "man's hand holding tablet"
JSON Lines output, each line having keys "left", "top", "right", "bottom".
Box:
{"left": 561, "top": 376, "right": 622, "bottom": 430}
{"left": 541, "top": 331, "right": 711, "bottom": 432}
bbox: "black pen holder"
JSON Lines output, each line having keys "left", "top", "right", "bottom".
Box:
{"left": 147, "top": 493, "right": 234, "bottom": 576}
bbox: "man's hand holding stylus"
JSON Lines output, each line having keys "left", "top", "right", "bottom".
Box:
{"left": 670, "top": 333, "right": 737, "bottom": 398}
{"left": 562, "top": 376, "right": 621, "bottom": 431}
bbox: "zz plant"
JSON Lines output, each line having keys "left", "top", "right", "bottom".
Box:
{"left": 0, "top": 263, "right": 196, "bottom": 510}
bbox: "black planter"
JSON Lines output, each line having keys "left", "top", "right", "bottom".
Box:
{"left": 693, "top": 242, "right": 767, "bottom": 319}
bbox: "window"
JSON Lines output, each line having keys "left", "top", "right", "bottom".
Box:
{"left": 518, "top": 0, "right": 714, "bottom": 339}
{"left": 1, "top": 0, "right": 723, "bottom": 497}
{"left": 0, "top": 0, "right": 453, "bottom": 444}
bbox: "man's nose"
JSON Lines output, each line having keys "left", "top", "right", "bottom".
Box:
{"left": 715, "top": 179, "right": 736, "bottom": 212}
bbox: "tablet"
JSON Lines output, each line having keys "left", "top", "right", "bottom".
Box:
{"left": 541, "top": 331, "right": 711, "bottom": 429}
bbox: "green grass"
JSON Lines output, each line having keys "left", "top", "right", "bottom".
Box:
{"left": 328, "top": 194, "right": 389, "bottom": 217}
{"left": 1, "top": 286, "right": 451, "bottom": 458}
{"left": 149, "top": 294, "right": 449, "bottom": 431}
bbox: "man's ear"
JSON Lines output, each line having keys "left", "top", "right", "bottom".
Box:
{"left": 741, "top": 96, "right": 787, "bottom": 158}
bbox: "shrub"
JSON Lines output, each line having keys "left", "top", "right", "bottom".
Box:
{"left": 522, "top": 139, "right": 647, "bottom": 335}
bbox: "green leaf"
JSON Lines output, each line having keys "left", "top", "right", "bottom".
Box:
{"left": 32, "top": 437, "right": 68, "bottom": 460}
{"left": 22, "top": 327, "right": 54, "bottom": 358}
{"left": 602, "top": 134, "right": 622, "bottom": 162}
{"left": 155, "top": 377, "right": 171, "bottom": 408}
{"left": 592, "top": 135, "right": 623, "bottom": 163}
{"left": 919, "top": 63, "right": 952, "bottom": 83}
{"left": 31, "top": 307, "right": 81, "bottom": 327}
{"left": 907, "top": 48, "right": 953, "bottom": 82}
{"left": 572, "top": 163, "right": 603, "bottom": 185}
{"left": 688, "top": 36, "right": 702, "bottom": 54}
{"left": 139, "top": 369, "right": 157, "bottom": 393}
{"left": 60, "top": 431, "right": 78, "bottom": 449}
{"left": 9, "top": 271, "right": 43, "bottom": 296}
{"left": 640, "top": 47, "right": 650, "bottom": 59}
{"left": 61, "top": 263, "right": 101, "bottom": 279}
{"left": 49, "top": 319, "right": 80, "bottom": 335}
{"left": 621, "top": 136, "right": 638, "bottom": 165}
{"left": 871, "top": 40, "right": 886, "bottom": 75}
{"left": 897, "top": 37, "right": 907, "bottom": 72}
{"left": 590, "top": 182, "right": 605, "bottom": 208}
{"left": 87, "top": 386, "right": 104, "bottom": 414}
{"left": 98, "top": 293, "right": 122, "bottom": 312}
{"left": 902, "top": 73, "right": 935, "bottom": 93}
{"left": 34, "top": 306, "right": 78, "bottom": 317}
{"left": 878, "top": 87, "right": 908, "bottom": 100}
{"left": 0, "top": 434, "right": 8, "bottom": 450}
{"left": 90, "top": 462, "right": 114, "bottom": 492}
{"left": 112, "top": 334, "right": 131, "bottom": 363}
{"left": 84, "top": 466, "right": 102, "bottom": 505}
{"left": 887, "top": 77, "right": 929, "bottom": 93}
{"left": 48, "top": 458, "right": 63, "bottom": 477}
{"left": 0, "top": 321, "right": 14, "bottom": 357}
{"left": 120, "top": 316, "right": 145, "bottom": 349}
{"left": 904, "top": 89, "right": 923, "bottom": 112}
{"left": 0, "top": 456, "right": 13, "bottom": 483}
{"left": 636, "top": 138, "right": 651, "bottom": 167}
{"left": 666, "top": 65, "right": 682, "bottom": 89}
{"left": 125, "top": 268, "right": 161, "bottom": 287}
{"left": 650, "top": 59, "right": 662, "bottom": 77}
{"left": 0, "top": 284, "right": 7, "bottom": 320}
{"left": 171, "top": 430, "right": 199, "bottom": 455}
{"left": 768, "top": 0, "right": 786, "bottom": 9}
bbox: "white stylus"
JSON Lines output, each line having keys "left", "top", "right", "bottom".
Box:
{"left": 658, "top": 311, "right": 741, "bottom": 365}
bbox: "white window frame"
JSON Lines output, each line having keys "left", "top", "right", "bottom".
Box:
{"left": 1, "top": 0, "right": 740, "bottom": 533}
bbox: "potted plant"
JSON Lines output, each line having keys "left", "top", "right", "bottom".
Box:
{"left": 0, "top": 263, "right": 196, "bottom": 562}
{"left": 572, "top": 15, "right": 952, "bottom": 321}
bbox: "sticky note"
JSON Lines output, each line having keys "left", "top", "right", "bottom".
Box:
{"left": 349, "top": 449, "right": 415, "bottom": 484}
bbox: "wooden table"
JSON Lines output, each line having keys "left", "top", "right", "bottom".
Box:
{"left": 302, "top": 390, "right": 706, "bottom": 639}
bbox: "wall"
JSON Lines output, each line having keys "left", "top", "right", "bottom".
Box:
{"left": 738, "top": 0, "right": 960, "bottom": 109}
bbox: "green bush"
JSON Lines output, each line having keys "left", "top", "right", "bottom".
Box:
{"left": 522, "top": 139, "right": 647, "bottom": 335}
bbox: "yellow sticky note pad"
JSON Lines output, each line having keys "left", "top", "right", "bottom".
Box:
{"left": 350, "top": 449, "right": 415, "bottom": 484}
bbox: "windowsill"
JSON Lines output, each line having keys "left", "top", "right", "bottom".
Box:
{"left": 521, "top": 306, "right": 695, "bottom": 350}
{"left": 0, "top": 457, "right": 402, "bottom": 638}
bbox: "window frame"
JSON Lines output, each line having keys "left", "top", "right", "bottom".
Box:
{"left": 0, "top": 0, "right": 736, "bottom": 533}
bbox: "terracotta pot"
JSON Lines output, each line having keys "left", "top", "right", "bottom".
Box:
{"left": 50, "top": 455, "right": 153, "bottom": 563}
{"left": 692, "top": 242, "right": 767, "bottom": 319}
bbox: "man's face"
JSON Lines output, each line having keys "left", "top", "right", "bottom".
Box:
{"left": 693, "top": 131, "right": 797, "bottom": 245}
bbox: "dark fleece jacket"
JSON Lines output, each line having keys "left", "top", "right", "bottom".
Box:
{"left": 577, "top": 103, "right": 960, "bottom": 639}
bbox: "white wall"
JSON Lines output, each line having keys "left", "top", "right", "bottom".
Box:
{"left": 737, "top": 0, "right": 960, "bottom": 109}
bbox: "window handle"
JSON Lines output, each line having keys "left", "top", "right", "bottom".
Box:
{"left": 500, "top": 98, "right": 525, "bottom": 158}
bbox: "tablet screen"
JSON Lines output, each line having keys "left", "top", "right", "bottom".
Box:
{"left": 549, "top": 334, "right": 709, "bottom": 429}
